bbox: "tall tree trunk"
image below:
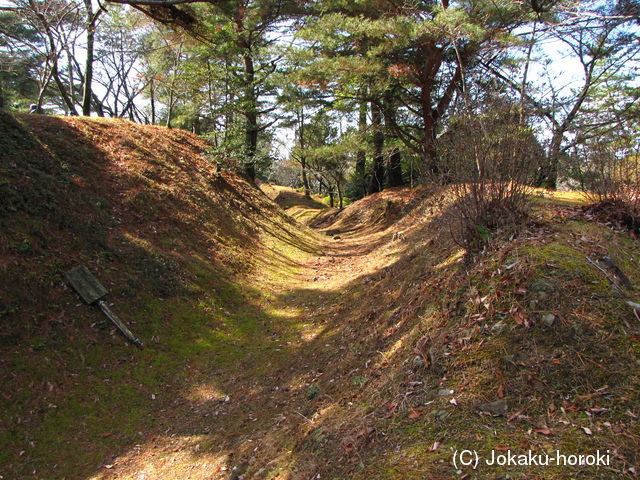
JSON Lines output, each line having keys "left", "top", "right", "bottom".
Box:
{"left": 384, "top": 93, "right": 403, "bottom": 188}
{"left": 367, "top": 102, "right": 385, "bottom": 195}
{"left": 243, "top": 54, "right": 258, "bottom": 182}
{"left": 166, "top": 87, "right": 174, "bottom": 128}
{"left": 53, "top": 69, "right": 78, "bottom": 115}
{"left": 224, "top": 59, "right": 232, "bottom": 144}
{"left": 35, "top": 68, "right": 52, "bottom": 113}
{"left": 92, "top": 92, "right": 105, "bottom": 117}
{"left": 244, "top": 109, "right": 258, "bottom": 181}
{"left": 336, "top": 180, "right": 343, "bottom": 210}
{"left": 301, "top": 156, "right": 310, "bottom": 197}
{"left": 387, "top": 149, "right": 403, "bottom": 187}
{"left": 355, "top": 98, "right": 368, "bottom": 197}
{"left": 417, "top": 44, "right": 441, "bottom": 177}
{"left": 66, "top": 46, "right": 75, "bottom": 106}
{"left": 417, "top": 45, "right": 462, "bottom": 178}
{"left": 149, "top": 78, "right": 156, "bottom": 124}
{"left": 165, "top": 42, "right": 183, "bottom": 128}
{"left": 538, "top": 130, "right": 563, "bottom": 189}
{"left": 519, "top": 20, "right": 537, "bottom": 126}
{"left": 82, "top": 0, "right": 98, "bottom": 116}
{"left": 298, "top": 108, "right": 310, "bottom": 197}
{"left": 419, "top": 114, "right": 439, "bottom": 177}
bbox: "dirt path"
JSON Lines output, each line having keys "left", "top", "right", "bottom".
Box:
{"left": 91, "top": 224, "right": 399, "bottom": 480}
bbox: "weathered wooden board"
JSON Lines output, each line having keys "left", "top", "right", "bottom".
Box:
{"left": 65, "top": 265, "right": 143, "bottom": 348}
{"left": 65, "top": 265, "right": 108, "bottom": 305}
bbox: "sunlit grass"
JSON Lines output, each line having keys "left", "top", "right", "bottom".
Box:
{"left": 530, "top": 188, "right": 588, "bottom": 206}
{"left": 434, "top": 248, "right": 465, "bottom": 270}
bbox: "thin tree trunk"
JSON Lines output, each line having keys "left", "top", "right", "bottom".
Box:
{"left": 66, "top": 45, "right": 75, "bottom": 105}
{"left": 166, "top": 87, "right": 174, "bottom": 128}
{"left": 384, "top": 93, "right": 403, "bottom": 187}
{"left": 301, "top": 156, "right": 310, "bottom": 197}
{"left": 82, "top": 0, "right": 99, "bottom": 116}
{"left": 243, "top": 54, "right": 258, "bottom": 182}
{"left": 298, "top": 108, "right": 310, "bottom": 197}
{"left": 149, "top": 78, "right": 156, "bottom": 124}
{"left": 35, "top": 67, "right": 52, "bottom": 113}
{"left": 519, "top": 20, "right": 537, "bottom": 126}
{"left": 355, "top": 98, "right": 368, "bottom": 197}
{"left": 367, "top": 101, "right": 385, "bottom": 195}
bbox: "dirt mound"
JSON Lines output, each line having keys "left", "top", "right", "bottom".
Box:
{"left": 0, "top": 112, "right": 304, "bottom": 343}
{"left": 284, "top": 188, "right": 640, "bottom": 480}
{"left": 259, "top": 183, "right": 328, "bottom": 224}
{"left": 0, "top": 111, "right": 321, "bottom": 479}
{"left": 310, "top": 186, "right": 449, "bottom": 235}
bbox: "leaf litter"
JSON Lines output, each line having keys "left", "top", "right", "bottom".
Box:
{"left": 1, "top": 114, "right": 640, "bottom": 479}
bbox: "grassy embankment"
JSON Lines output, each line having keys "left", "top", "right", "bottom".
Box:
{"left": 1, "top": 111, "right": 639, "bottom": 479}
{"left": 0, "top": 111, "right": 326, "bottom": 479}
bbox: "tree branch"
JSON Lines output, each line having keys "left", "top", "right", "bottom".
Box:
{"left": 106, "top": 0, "right": 204, "bottom": 5}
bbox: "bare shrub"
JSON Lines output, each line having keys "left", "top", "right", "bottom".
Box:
{"left": 440, "top": 105, "right": 542, "bottom": 248}
{"left": 582, "top": 141, "right": 640, "bottom": 203}
{"left": 581, "top": 139, "right": 640, "bottom": 232}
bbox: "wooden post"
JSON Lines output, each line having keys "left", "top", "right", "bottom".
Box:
{"left": 98, "top": 301, "right": 143, "bottom": 349}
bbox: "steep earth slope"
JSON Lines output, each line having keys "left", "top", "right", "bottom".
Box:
{"left": 260, "top": 186, "right": 640, "bottom": 480}
{"left": 0, "top": 111, "right": 325, "bottom": 479}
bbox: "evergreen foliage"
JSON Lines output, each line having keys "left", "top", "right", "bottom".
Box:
{"left": 0, "top": 0, "right": 637, "bottom": 195}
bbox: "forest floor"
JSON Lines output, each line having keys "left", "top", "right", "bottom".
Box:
{"left": 85, "top": 186, "right": 640, "bottom": 480}
{"left": 87, "top": 192, "right": 398, "bottom": 480}
{"left": 1, "top": 112, "right": 639, "bottom": 480}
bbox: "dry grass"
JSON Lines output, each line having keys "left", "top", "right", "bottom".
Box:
{"left": 244, "top": 185, "right": 640, "bottom": 480}
{"left": 258, "top": 183, "right": 328, "bottom": 224}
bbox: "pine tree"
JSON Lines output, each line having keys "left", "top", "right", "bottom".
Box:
{"left": 296, "top": 0, "right": 530, "bottom": 181}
